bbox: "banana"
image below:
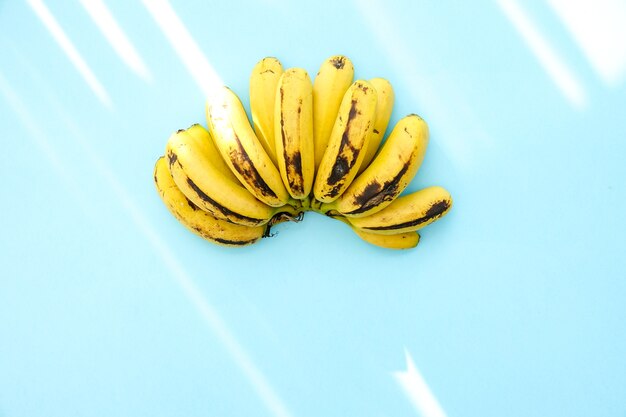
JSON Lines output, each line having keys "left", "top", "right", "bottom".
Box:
{"left": 165, "top": 128, "right": 284, "bottom": 227}
{"left": 154, "top": 156, "right": 265, "bottom": 247}
{"left": 313, "top": 80, "right": 377, "bottom": 203}
{"left": 352, "top": 227, "right": 420, "bottom": 249}
{"left": 312, "top": 55, "right": 354, "bottom": 169}
{"left": 347, "top": 186, "right": 452, "bottom": 235}
{"left": 358, "top": 78, "right": 394, "bottom": 174}
{"left": 206, "top": 86, "right": 290, "bottom": 207}
{"left": 274, "top": 68, "right": 315, "bottom": 199}
{"left": 185, "top": 123, "right": 239, "bottom": 184}
{"left": 324, "top": 114, "right": 429, "bottom": 217}
{"left": 250, "top": 57, "right": 283, "bottom": 164}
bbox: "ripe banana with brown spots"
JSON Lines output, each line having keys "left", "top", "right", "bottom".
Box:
{"left": 313, "top": 80, "right": 377, "bottom": 203}
{"left": 166, "top": 128, "right": 290, "bottom": 227}
{"left": 323, "top": 114, "right": 429, "bottom": 217}
{"left": 312, "top": 55, "right": 354, "bottom": 169}
{"left": 274, "top": 67, "right": 315, "bottom": 199}
{"left": 358, "top": 78, "right": 394, "bottom": 174}
{"left": 347, "top": 186, "right": 452, "bottom": 235}
{"left": 250, "top": 57, "right": 283, "bottom": 165}
{"left": 206, "top": 86, "right": 290, "bottom": 207}
{"left": 154, "top": 156, "right": 265, "bottom": 247}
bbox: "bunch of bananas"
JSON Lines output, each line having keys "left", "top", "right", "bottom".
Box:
{"left": 153, "top": 55, "right": 452, "bottom": 249}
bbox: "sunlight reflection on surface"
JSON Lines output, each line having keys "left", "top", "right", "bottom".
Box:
{"left": 497, "top": 0, "right": 587, "bottom": 109}
{"left": 26, "top": 0, "right": 113, "bottom": 108}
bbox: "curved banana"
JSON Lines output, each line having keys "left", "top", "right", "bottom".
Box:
{"left": 347, "top": 186, "right": 452, "bottom": 235}
{"left": 165, "top": 128, "right": 280, "bottom": 227}
{"left": 274, "top": 68, "right": 315, "bottom": 199}
{"left": 206, "top": 86, "right": 290, "bottom": 207}
{"left": 250, "top": 57, "right": 283, "bottom": 164}
{"left": 312, "top": 55, "right": 354, "bottom": 169}
{"left": 358, "top": 78, "right": 394, "bottom": 174}
{"left": 185, "top": 123, "right": 239, "bottom": 184}
{"left": 352, "top": 227, "right": 420, "bottom": 249}
{"left": 154, "top": 156, "right": 265, "bottom": 247}
{"left": 324, "top": 114, "right": 429, "bottom": 217}
{"left": 313, "top": 80, "right": 377, "bottom": 203}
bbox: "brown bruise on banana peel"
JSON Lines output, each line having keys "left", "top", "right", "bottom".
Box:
{"left": 167, "top": 150, "right": 267, "bottom": 226}
{"left": 330, "top": 56, "right": 346, "bottom": 69}
{"left": 344, "top": 162, "right": 411, "bottom": 215}
{"left": 227, "top": 132, "right": 279, "bottom": 201}
{"left": 323, "top": 98, "right": 366, "bottom": 198}
{"left": 363, "top": 199, "right": 452, "bottom": 231}
{"left": 279, "top": 87, "right": 306, "bottom": 196}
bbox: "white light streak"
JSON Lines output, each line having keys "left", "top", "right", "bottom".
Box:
{"left": 140, "top": 0, "right": 222, "bottom": 97}
{"left": 25, "top": 0, "right": 113, "bottom": 108}
{"left": 78, "top": 0, "right": 152, "bottom": 82}
{"left": 7, "top": 49, "right": 292, "bottom": 417}
{"left": 548, "top": 0, "right": 626, "bottom": 86}
{"left": 497, "top": 0, "right": 587, "bottom": 108}
{"left": 393, "top": 349, "right": 447, "bottom": 417}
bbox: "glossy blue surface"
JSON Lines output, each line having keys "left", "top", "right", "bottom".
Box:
{"left": 1, "top": 1, "right": 625, "bottom": 416}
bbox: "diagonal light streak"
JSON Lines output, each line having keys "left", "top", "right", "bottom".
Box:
{"left": 6, "top": 47, "right": 293, "bottom": 417}
{"left": 393, "top": 349, "right": 448, "bottom": 417}
{"left": 140, "top": 0, "right": 222, "bottom": 97}
{"left": 496, "top": 0, "right": 587, "bottom": 108}
{"left": 547, "top": 0, "right": 626, "bottom": 86}
{"left": 0, "top": 69, "right": 94, "bottom": 215}
{"left": 78, "top": 0, "right": 152, "bottom": 82}
{"left": 25, "top": 0, "right": 113, "bottom": 108}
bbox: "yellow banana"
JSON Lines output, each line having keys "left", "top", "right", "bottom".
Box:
{"left": 347, "top": 186, "right": 452, "bottom": 234}
{"left": 165, "top": 128, "right": 282, "bottom": 227}
{"left": 352, "top": 227, "right": 420, "bottom": 249}
{"left": 250, "top": 57, "right": 283, "bottom": 164}
{"left": 274, "top": 67, "right": 315, "bottom": 199}
{"left": 358, "top": 78, "right": 394, "bottom": 174}
{"left": 206, "top": 86, "right": 290, "bottom": 207}
{"left": 154, "top": 156, "right": 265, "bottom": 247}
{"left": 185, "top": 123, "right": 239, "bottom": 184}
{"left": 313, "top": 80, "right": 377, "bottom": 203}
{"left": 324, "top": 114, "right": 429, "bottom": 217}
{"left": 312, "top": 55, "right": 354, "bottom": 169}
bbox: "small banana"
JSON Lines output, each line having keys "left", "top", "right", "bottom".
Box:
{"left": 347, "top": 186, "right": 452, "bottom": 234}
{"left": 154, "top": 156, "right": 265, "bottom": 247}
{"left": 206, "top": 86, "right": 290, "bottom": 207}
{"left": 185, "top": 123, "right": 239, "bottom": 184}
{"left": 274, "top": 67, "right": 315, "bottom": 199}
{"left": 250, "top": 57, "right": 283, "bottom": 164}
{"left": 312, "top": 55, "right": 354, "bottom": 169}
{"left": 313, "top": 80, "right": 377, "bottom": 203}
{"left": 352, "top": 227, "right": 420, "bottom": 249}
{"left": 166, "top": 128, "right": 284, "bottom": 227}
{"left": 358, "top": 78, "right": 394, "bottom": 174}
{"left": 324, "top": 114, "right": 429, "bottom": 217}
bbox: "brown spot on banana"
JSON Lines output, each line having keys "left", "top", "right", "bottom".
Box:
{"left": 227, "top": 133, "right": 279, "bottom": 201}
{"left": 330, "top": 56, "right": 346, "bottom": 69}
{"left": 344, "top": 162, "right": 411, "bottom": 215}
{"left": 363, "top": 199, "right": 451, "bottom": 231}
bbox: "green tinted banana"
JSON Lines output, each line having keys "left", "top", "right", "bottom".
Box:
{"left": 352, "top": 227, "right": 420, "bottom": 249}
{"left": 154, "top": 156, "right": 265, "bottom": 246}
{"left": 312, "top": 55, "right": 354, "bottom": 169}
{"left": 347, "top": 186, "right": 452, "bottom": 235}
{"left": 324, "top": 114, "right": 429, "bottom": 217}
{"left": 206, "top": 86, "right": 290, "bottom": 207}
{"left": 358, "top": 78, "right": 394, "bottom": 174}
{"left": 313, "top": 80, "right": 377, "bottom": 203}
{"left": 274, "top": 68, "right": 314, "bottom": 199}
{"left": 165, "top": 128, "right": 281, "bottom": 227}
{"left": 250, "top": 57, "right": 283, "bottom": 164}
{"left": 185, "top": 123, "right": 239, "bottom": 184}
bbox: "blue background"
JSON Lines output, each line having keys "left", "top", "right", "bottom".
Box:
{"left": 1, "top": 1, "right": 625, "bottom": 416}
